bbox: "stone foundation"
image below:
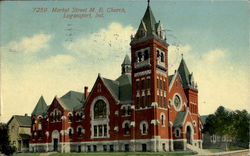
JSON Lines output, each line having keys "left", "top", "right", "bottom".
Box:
{"left": 30, "top": 139, "right": 201, "bottom": 152}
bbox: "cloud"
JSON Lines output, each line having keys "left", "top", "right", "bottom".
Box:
{"left": 65, "top": 22, "right": 136, "bottom": 61}
{"left": 1, "top": 22, "right": 248, "bottom": 123}
{"left": 42, "top": 54, "right": 75, "bottom": 65}
{"left": 1, "top": 22, "right": 135, "bottom": 122}
{"left": 172, "top": 47, "right": 249, "bottom": 115}
{"left": 168, "top": 44, "right": 192, "bottom": 73}
{"left": 2, "top": 33, "right": 52, "bottom": 54}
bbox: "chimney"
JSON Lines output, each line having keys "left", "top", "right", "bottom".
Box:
{"left": 84, "top": 86, "right": 88, "bottom": 100}
{"left": 25, "top": 113, "right": 28, "bottom": 116}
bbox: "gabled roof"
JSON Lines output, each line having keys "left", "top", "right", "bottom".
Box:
{"left": 59, "top": 91, "right": 85, "bottom": 111}
{"left": 168, "top": 75, "right": 174, "bottom": 85}
{"left": 32, "top": 96, "right": 47, "bottom": 115}
{"left": 8, "top": 115, "right": 31, "bottom": 127}
{"left": 102, "top": 78, "right": 119, "bottom": 101}
{"left": 97, "top": 74, "right": 132, "bottom": 103}
{"left": 122, "top": 54, "right": 131, "bottom": 65}
{"left": 173, "top": 111, "right": 188, "bottom": 127}
{"left": 116, "top": 74, "right": 132, "bottom": 102}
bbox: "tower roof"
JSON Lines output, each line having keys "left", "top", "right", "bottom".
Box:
{"left": 178, "top": 57, "right": 197, "bottom": 89}
{"left": 132, "top": 1, "right": 167, "bottom": 45}
{"left": 32, "top": 96, "right": 47, "bottom": 115}
{"left": 141, "top": 5, "right": 157, "bottom": 35}
{"left": 122, "top": 54, "right": 131, "bottom": 65}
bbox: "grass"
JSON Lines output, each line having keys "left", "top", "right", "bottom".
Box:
{"left": 228, "top": 145, "right": 246, "bottom": 151}
{"left": 206, "top": 148, "right": 225, "bottom": 153}
{"left": 50, "top": 151, "right": 195, "bottom": 156}
{"left": 205, "top": 145, "right": 247, "bottom": 153}
{"left": 13, "top": 151, "right": 196, "bottom": 156}
{"left": 13, "top": 153, "right": 40, "bottom": 156}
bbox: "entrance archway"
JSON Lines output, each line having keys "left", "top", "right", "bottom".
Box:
{"left": 52, "top": 130, "right": 60, "bottom": 151}
{"left": 186, "top": 126, "right": 192, "bottom": 144}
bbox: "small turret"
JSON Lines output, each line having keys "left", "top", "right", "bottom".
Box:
{"left": 121, "top": 54, "right": 131, "bottom": 74}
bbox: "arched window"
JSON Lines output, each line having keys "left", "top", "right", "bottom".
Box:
{"left": 125, "top": 123, "right": 130, "bottom": 135}
{"left": 68, "top": 128, "right": 73, "bottom": 139}
{"left": 77, "top": 126, "right": 83, "bottom": 136}
{"left": 138, "top": 52, "right": 142, "bottom": 62}
{"left": 157, "top": 50, "right": 160, "bottom": 60}
{"left": 38, "top": 117, "right": 42, "bottom": 130}
{"left": 161, "top": 53, "right": 164, "bottom": 62}
{"left": 140, "top": 121, "right": 148, "bottom": 135}
{"left": 94, "top": 100, "right": 107, "bottom": 119}
{"left": 160, "top": 113, "right": 166, "bottom": 126}
{"left": 161, "top": 115, "right": 164, "bottom": 125}
{"left": 76, "top": 112, "right": 83, "bottom": 121}
{"left": 142, "top": 124, "right": 147, "bottom": 134}
{"left": 121, "top": 106, "right": 126, "bottom": 115}
{"left": 68, "top": 113, "right": 73, "bottom": 122}
{"left": 144, "top": 50, "right": 149, "bottom": 60}
{"left": 175, "top": 128, "right": 181, "bottom": 138}
{"left": 127, "top": 106, "right": 131, "bottom": 116}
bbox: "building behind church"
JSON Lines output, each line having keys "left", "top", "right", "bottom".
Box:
{"left": 30, "top": 2, "right": 203, "bottom": 152}
{"left": 7, "top": 114, "right": 31, "bottom": 152}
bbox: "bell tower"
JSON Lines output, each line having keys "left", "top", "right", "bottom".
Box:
{"left": 130, "top": 1, "right": 169, "bottom": 109}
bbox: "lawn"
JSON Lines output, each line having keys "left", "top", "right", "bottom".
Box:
{"left": 50, "top": 151, "right": 195, "bottom": 156}
{"left": 205, "top": 145, "right": 247, "bottom": 153}
{"left": 14, "top": 151, "right": 196, "bottom": 156}
{"left": 13, "top": 153, "right": 40, "bottom": 156}
{"left": 205, "top": 148, "right": 225, "bottom": 153}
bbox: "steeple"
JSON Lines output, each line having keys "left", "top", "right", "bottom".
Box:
{"left": 132, "top": 1, "right": 166, "bottom": 42}
{"left": 178, "top": 57, "right": 197, "bottom": 89}
{"left": 121, "top": 54, "right": 131, "bottom": 74}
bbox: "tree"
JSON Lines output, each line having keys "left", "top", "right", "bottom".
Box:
{"left": 0, "top": 123, "right": 15, "bottom": 156}
{"left": 232, "top": 110, "right": 249, "bottom": 144}
{"left": 203, "top": 106, "right": 249, "bottom": 150}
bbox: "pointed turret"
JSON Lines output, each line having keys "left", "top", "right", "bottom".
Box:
{"left": 32, "top": 96, "right": 47, "bottom": 115}
{"left": 141, "top": 4, "right": 157, "bottom": 34}
{"left": 132, "top": 1, "right": 166, "bottom": 42}
{"left": 178, "top": 57, "right": 197, "bottom": 89}
{"left": 121, "top": 54, "right": 131, "bottom": 74}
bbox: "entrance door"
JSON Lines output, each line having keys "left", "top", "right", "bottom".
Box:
{"left": 142, "top": 144, "right": 147, "bottom": 152}
{"left": 125, "top": 144, "right": 129, "bottom": 152}
{"left": 78, "top": 145, "right": 81, "bottom": 152}
{"left": 53, "top": 138, "right": 58, "bottom": 151}
{"left": 186, "top": 126, "right": 192, "bottom": 144}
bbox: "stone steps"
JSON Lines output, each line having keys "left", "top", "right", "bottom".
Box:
{"left": 187, "top": 143, "right": 212, "bottom": 155}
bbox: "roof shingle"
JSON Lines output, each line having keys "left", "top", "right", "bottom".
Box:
{"left": 32, "top": 96, "right": 47, "bottom": 115}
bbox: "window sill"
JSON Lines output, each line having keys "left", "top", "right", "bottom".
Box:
{"left": 93, "top": 136, "right": 109, "bottom": 139}
{"left": 122, "top": 115, "right": 131, "bottom": 117}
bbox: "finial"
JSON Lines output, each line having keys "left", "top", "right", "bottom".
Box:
{"left": 181, "top": 53, "right": 183, "bottom": 58}
{"left": 147, "top": 0, "right": 150, "bottom": 6}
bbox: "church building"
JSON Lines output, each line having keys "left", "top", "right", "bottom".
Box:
{"left": 30, "top": 2, "right": 202, "bottom": 152}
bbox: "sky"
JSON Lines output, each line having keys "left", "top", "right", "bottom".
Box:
{"left": 0, "top": 0, "right": 249, "bottom": 123}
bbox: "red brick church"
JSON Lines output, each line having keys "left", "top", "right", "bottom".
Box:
{"left": 30, "top": 2, "right": 202, "bottom": 152}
